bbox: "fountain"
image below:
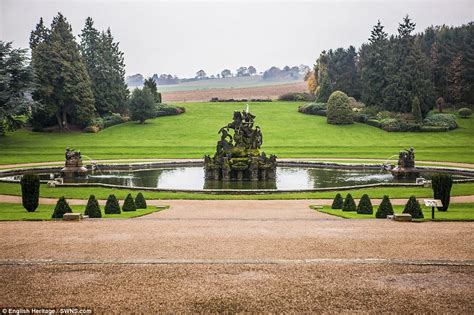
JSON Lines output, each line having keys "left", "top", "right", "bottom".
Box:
{"left": 60, "top": 147, "right": 88, "bottom": 177}
{"left": 203, "top": 107, "right": 277, "bottom": 181}
{"left": 390, "top": 147, "right": 421, "bottom": 178}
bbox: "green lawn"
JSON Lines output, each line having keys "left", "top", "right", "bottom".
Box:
{"left": 0, "top": 181, "right": 473, "bottom": 200}
{"left": 0, "top": 203, "right": 167, "bottom": 221}
{"left": 1, "top": 102, "right": 473, "bottom": 165}
{"left": 312, "top": 203, "right": 474, "bottom": 221}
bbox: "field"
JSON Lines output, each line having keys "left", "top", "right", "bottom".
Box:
{"left": 161, "top": 81, "right": 307, "bottom": 102}
{"left": 1, "top": 102, "right": 473, "bottom": 165}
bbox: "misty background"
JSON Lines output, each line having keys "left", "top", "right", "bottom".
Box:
{"left": 1, "top": 0, "right": 472, "bottom": 78}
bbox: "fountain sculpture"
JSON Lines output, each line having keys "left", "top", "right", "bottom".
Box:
{"left": 60, "top": 147, "right": 88, "bottom": 177}
{"left": 204, "top": 108, "right": 277, "bottom": 181}
{"left": 390, "top": 147, "right": 420, "bottom": 178}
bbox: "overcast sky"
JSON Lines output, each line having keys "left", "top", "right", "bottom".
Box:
{"left": 1, "top": 0, "right": 472, "bottom": 78}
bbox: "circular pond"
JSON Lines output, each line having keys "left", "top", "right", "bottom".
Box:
{"left": 2, "top": 164, "right": 473, "bottom": 191}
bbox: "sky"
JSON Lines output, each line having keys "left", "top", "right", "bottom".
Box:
{"left": 1, "top": 0, "right": 473, "bottom": 78}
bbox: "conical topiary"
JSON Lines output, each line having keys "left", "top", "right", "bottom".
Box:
{"left": 403, "top": 196, "right": 424, "bottom": 219}
{"left": 104, "top": 194, "right": 121, "bottom": 214}
{"left": 135, "top": 192, "right": 147, "bottom": 209}
{"left": 84, "top": 195, "right": 102, "bottom": 218}
{"left": 122, "top": 193, "right": 136, "bottom": 212}
{"left": 331, "top": 193, "right": 343, "bottom": 209}
{"left": 342, "top": 193, "right": 356, "bottom": 211}
{"left": 376, "top": 195, "right": 394, "bottom": 219}
{"left": 357, "top": 194, "right": 373, "bottom": 214}
{"left": 52, "top": 196, "right": 72, "bottom": 219}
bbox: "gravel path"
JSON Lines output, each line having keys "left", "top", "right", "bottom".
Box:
{"left": 1, "top": 200, "right": 473, "bottom": 312}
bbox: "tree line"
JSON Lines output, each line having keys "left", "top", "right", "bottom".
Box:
{"left": 310, "top": 16, "right": 473, "bottom": 115}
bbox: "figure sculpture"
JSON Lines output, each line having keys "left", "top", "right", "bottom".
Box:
{"left": 61, "top": 147, "right": 87, "bottom": 177}
{"left": 391, "top": 147, "right": 420, "bottom": 178}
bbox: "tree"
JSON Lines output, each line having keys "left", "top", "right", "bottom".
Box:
{"left": 248, "top": 66, "right": 257, "bottom": 76}
{"left": 0, "top": 41, "right": 33, "bottom": 135}
{"left": 342, "top": 193, "right": 357, "bottom": 211}
{"left": 305, "top": 71, "right": 318, "bottom": 94}
{"left": 80, "top": 18, "right": 128, "bottom": 116}
{"left": 236, "top": 66, "right": 248, "bottom": 77}
{"left": 195, "top": 69, "right": 207, "bottom": 80}
{"left": 431, "top": 174, "right": 453, "bottom": 212}
{"left": 135, "top": 192, "right": 147, "bottom": 209}
{"left": 325, "top": 46, "right": 360, "bottom": 98}
{"left": 403, "top": 195, "right": 424, "bottom": 219}
{"left": 144, "top": 77, "right": 161, "bottom": 103}
{"left": 326, "top": 91, "right": 353, "bottom": 125}
{"left": 20, "top": 174, "right": 40, "bottom": 212}
{"left": 331, "top": 193, "right": 343, "bottom": 209}
{"left": 221, "top": 69, "right": 232, "bottom": 78}
{"left": 52, "top": 196, "right": 72, "bottom": 219}
{"left": 104, "top": 194, "right": 121, "bottom": 214}
{"left": 128, "top": 87, "right": 155, "bottom": 124}
{"left": 30, "top": 13, "right": 96, "bottom": 131}
{"left": 315, "top": 52, "right": 333, "bottom": 102}
{"left": 357, "top": 194, "right": 373, "bottom": 214}
{"left": 122, "top": 193, "right": 136, "bottom": 212}
{"left": 84, "top": 194, "right": 102, "bottom": 218}
{"left": 375, "top": 195, "right": 394, "bottom": 218}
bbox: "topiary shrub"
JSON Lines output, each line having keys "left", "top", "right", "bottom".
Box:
{"left": 376, "top": 195, "right": 394, "bottom": 218}
{"left": 431, "top": 174, "right": 453, "bottom": 212}
{"left": 357, "top": 194, "right": 373, "bottom": 214}
{"left": 104, "top": 194, "right": 121, "bottom": 214}
{"left": 135, "top": 192, "right": 147, "bottom": 209}
{"left": 403, "top": 196, "right": 424, "bottom": 219}
{"left": 20, "top": 173, "right": 40, "bottom": 212}
{"left": 52, "top": 196, "right": 72, "bottom": 219}
{"left": 326, "top": 91, "right": 353, "bottom": 125}
{"left": 298, "top": 103, "right": 327, "bottom": 116}
{"left": 423, "top": 113, "right": 457, "bottom": 130}
{"left": 458, "top": 107, "right": 472, "bottom": 118}
{"left": 342, "top": 193, "right": 356, "bottom": 211}
{"left": 411, "top": 97, "right": 422, "bottom": 123}
{"left": 331, "top": 193, "right": 343, "bottom": 209}
{"left": 84, "top": 195, "right": 102, "bottom": 218}
{"left": 122, "top": 193, "right": 136, "bottom": 212}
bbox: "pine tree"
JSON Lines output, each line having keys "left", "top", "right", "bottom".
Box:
{"left": 143, "top": 77, "right": 161, "bottom": 103}
{"left": 104, "top": 194, "right": 121, "bottom": 214}
{"left": 135, "top": 192, "right": 147, "bottom": 209}
{"left": 342, "top": 193, "right": 357, "bottom": 212}
{"left": 122, "top": 193, "right": 136, "bottom": 212}
{"left": 375, "top": 195, "right": 394, "bottom": 218}
{"left": 331, "top": 193, "right": 343, "bottom": 209}
{"left": 357, "top": 194, "right": 373, "bottom": 215}
{"left": 129, "top": 87, "right": 156, "bottom": 124}
{"left": 84, "top": 194, "right": 102, "bottom": 218}
{"left": 30, "top": 13, "right": 96, "bottom": 131}
{"left": 52, "top": 196, "right": 72, "bottom": 219}
{"left": 315, "top": 51, "right": 333, "bottom": 102}
{"left": 403, "top": 196, "right": 424, "bottom": 219}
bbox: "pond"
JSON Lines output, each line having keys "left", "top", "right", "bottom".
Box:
{"left": 3, "top": 165, "right": 472, "bottom": 191}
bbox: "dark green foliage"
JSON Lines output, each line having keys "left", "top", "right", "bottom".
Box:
{"left": 432, "top": 174, "right": 453, "bottom": 212}
{"left": 0, "top": 41, "right": 33, "bottom": 135}
{"left": 316, "top": 67, "right": 333, "bottom": 103}
{"left": 135, "top": 192, "right": 147, "bottom": 209}
{"left": 331, "top": 193, "right": 343, "bottom": 209}
{"left": 129, "top": 87, "right": 156, "bottom": 124}
{"left": 30, "top": 13, "right": 96, "bottom": 131}
{"left": 403, "top": 196, "right": 424, "bottom": 219}
{"left": 52, "top": 196, "right": 72, "bottom": 219}
{"left": 342, "top": 193, "right": 357, "bottom": 212}
{"left": 412, "top": 97, "right": 422, "bottom": 123}
{"left": 104, "top": 194, "right": 121, "bottom": 214}
{"left": 327, "top": 91, "right": 353, "bottom": 125}
{"left": 298, "top": 103, "right": 327, "bottom": 116}
{"left": 154, "top": 104, "right": 185, "bottom": 117}
{"left": 357, "top": 194, "right": 373, "bottom": 214}
{"left": 375, "top": 195, "right": 394, "bottom": 218}
{"left": 458, "top": 108, "right": 472, "bottom": 118}
{"left": 278, "top": 92, "right": 314, "bottom": 102}
{"left": 122, "top": 193, "right": 136, "bottom": 212}
{"left": 20, "top": 174, "right": 40, "bottom": 212}
{"left": 144, "top": 77, "right": 161, "bottom": 103}
{"left": 423, "top": 113, "right": 457, "bottom": 130}
{"left": 84, "top": 195, "right": 101, "bottom": 218}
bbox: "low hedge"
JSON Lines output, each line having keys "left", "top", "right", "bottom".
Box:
{"left": 298, "top": 103, "right": 327, "bottom": 116}
{"left": 423, "top": 113, "right": 457, "bottom": 130}
{"left": 458, "top": 107, "right": 472, "bottom": 118}
{"left": 279, "top": 92, "right": 315, "bottom": 102}
{"left": 154, "top": 104, "right": 185, "bottom": 117}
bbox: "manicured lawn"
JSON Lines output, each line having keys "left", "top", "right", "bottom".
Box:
{"left": 0, "top": 203, "right": 167, "bottom": 221}
{"left": 0, "top": 182, "right": 473, "bottom": 200}
{"left": 312, "top": 203, "right": 474, "bottom": 221}
{"left": 0, "top": 102, "right": 473, "bottom": 164}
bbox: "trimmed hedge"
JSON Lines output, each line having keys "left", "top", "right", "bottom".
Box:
{"left": 154, "top": 104, "right": 185, "bottom": 117}
{"left": 278, "top": 92, "right": 315, "bottom": 102}
{"left": 331, "top": 193, "right": 343, "bottom": 209}
{"left": 122, "top": 193, "right": 136, "bottom": 212}
{"left": 376, "top": 195, "right": 393, "bottom": 218}
{"left": 423, "top": 113, "right": 457, "bottom": 130}
{"left": 432, "top": 174, "right": 453, "bottom": 212}
{"left": 298, "top": 103, "right": 327, "bottom": 116}
{"left": 52, "top": 196, "right": 72, "bottom": 219}
{"left": 327, "top": 91, "right": 353, "bottom": 125}
{"left": 357, "top": 194, "right": 373, "bottom": 214}
{"left": 135, "top": 192, "right": 147, "bottom": 209}
{"left": 403, "top": 196, "right": 424, "bottom": 219}
{"left": 458, "top": 107, "right": 472, "bottom": 118}
{"left": 20, "top": 174, "right": 40, "bottom": 212}
{"left": 105, "top": 194, "right": 121, "bottom": 214}
{"left": 85, "top": 195, "right": 102, "bottom": 218}
{"left": 342, "top": 193, "right": 356, "bottom": 212}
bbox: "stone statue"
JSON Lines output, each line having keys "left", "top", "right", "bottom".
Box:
{"left": 61, "top": 147, "right": 87, "bottom": 177}
{"left": 391, "top": 147, "right": 419, "bottom": 178}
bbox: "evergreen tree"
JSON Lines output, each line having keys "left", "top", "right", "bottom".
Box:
{"left": 122, "top": 193, "right": 136, "bottom": 212}
{"left": 431, "top": 174, "right": 453, "bottom": 212}
{"left": 357, "top": 194, "right": 373, "bottom": 214}
{"left": 0, "top": 41, "right": 33, "bottom": 134}
{"left": 143, "top": 77, "right": 161, "bottom": 103}
{"left": 129, "top": 87, "right": 156, "bottom": 124}
{"left": 52, "top": 196, "right": 72, "bottom": 219}
{"left": 30, "top": 13, "right": 96, "bottom": 131}
{"left": 84, "top": 194, "right": 102, "bottom": 218}
{"left": 20, "top": 174, "right": 40, "bottom": 212}
{"left": 375, "top": 195, "right": 394, "bottom": 218}
{"left": 342, "top": 193, "right": 357, "bottom": 211}
{"left": 411, "top": 96, "right": 422, "bottom": 123}
{"left": 331, "top": 193, "right": 343, "bottom": 209}
{"left": 403, "top": 196, "right": 424, "bottom": 219}
{"left": 326, "top": 46, "right": 360, "bottom": 98}
{"left": 135, "top": 192, "right": 147, "bottom": 209}
{"left": 104, "top": 194, "right": 121, "bottom": 214}
{"left": 315, "top": 51, "right": 333, "bottom": 102}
